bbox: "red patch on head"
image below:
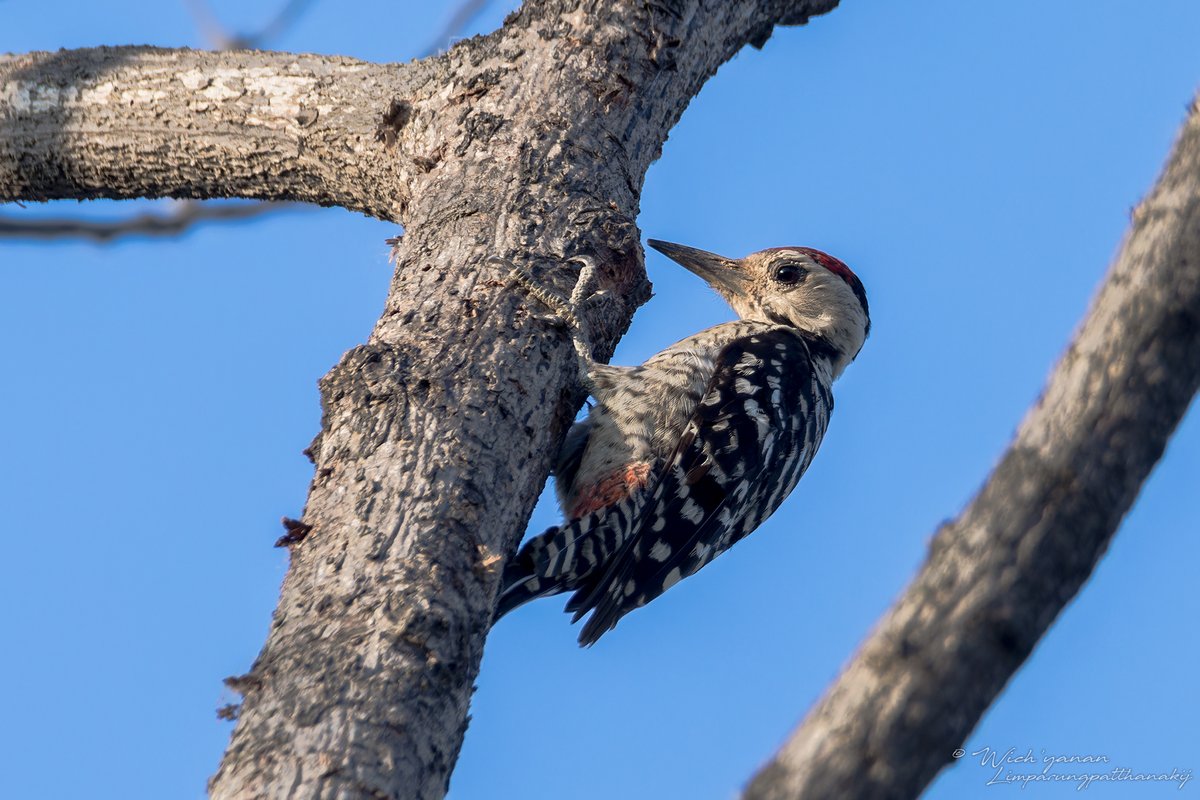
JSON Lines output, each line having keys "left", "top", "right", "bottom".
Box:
{"left": 765, "top": 247, "right": 857, "bottom": 283}
{"left": 764, "top": 247, "right": 869, "bottom": 318}
{"left": 807, "top": 250, "right": 855, "bottom": 281}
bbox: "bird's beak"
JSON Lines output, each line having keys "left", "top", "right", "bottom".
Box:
{"left": 646, "top": 240, "right": 750, "bottom": 298}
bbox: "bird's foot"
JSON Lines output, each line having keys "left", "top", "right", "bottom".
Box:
{"left": 500, "top": 255, "right": 606, "bottom": 392}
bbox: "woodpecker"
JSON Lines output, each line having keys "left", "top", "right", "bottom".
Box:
{"left": 497, "top": 240, "right": 870, "bottom": 645}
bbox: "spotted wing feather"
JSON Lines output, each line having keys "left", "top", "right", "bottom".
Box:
{"left": 570, "top": 328, "right": 832, "bottom": 644}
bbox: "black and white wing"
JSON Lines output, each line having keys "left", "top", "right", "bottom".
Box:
{"left": 568, "top": 327, "right": 832, "bottom": 644}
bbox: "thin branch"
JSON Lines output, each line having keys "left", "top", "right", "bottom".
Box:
{"left": 743, "top": 96, "right": 1200, "bottom": 800}
{"left": 0, "top": 200, "right": 304, "bottom": 243}
{"left": 183, "top": 0, "right": 319, "bottom": 49}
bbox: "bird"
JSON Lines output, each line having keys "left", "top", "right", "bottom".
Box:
{"left": 496, "top": 239, "right": 870, "bottom": 645}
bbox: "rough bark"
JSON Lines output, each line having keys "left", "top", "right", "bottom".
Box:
{"left": 1, "top": 2, "right": 840, "bottom": 798}
{"left": 743, "top": 97, "right": 1200, "bottom": 800}
{"left": 0, "top": 47, "right": 425, "bottom": 218}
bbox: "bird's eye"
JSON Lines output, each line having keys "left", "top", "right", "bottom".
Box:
{"left": 773, "top": 263, "right": 806, "bottom": 285}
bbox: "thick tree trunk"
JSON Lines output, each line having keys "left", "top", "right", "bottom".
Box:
{"left": 743, "top": 96, "right": 1200, "bottom": 800}
{"left": 3, "top": 2, "right": 838, "bottom": 797}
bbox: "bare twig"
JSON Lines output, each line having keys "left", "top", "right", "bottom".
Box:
{"left": 0, "top": 201, "right": 302, "bottom": 243}
{"left": 742, "top": 96, "right": 1200, "bottom": 800}
{"left": 183, "top": 0, "right": 318, "bottom": 49}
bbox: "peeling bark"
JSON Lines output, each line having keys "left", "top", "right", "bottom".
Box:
{"left": 743, "top": 97, "right": 1200, "bottom": 800}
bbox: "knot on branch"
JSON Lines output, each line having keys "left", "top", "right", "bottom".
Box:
{"left": 275, "top": 516, "right": 313, "bottom": 548}
{"left": 375, "top": 99, "right": 413, "bottom": 148}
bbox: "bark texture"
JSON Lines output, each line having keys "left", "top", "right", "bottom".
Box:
{"left": 2, "top": 2, "right": 839, "bottom": 799}
{"left": 743, "top": 97, "right": 1200, "bottom": 800}
{"left": 0, "top": 47, "right": 426, "bottom": 219}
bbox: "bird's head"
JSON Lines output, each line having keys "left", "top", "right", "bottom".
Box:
{"left": 647, "top": 239, "right": 870, "bottom": 378}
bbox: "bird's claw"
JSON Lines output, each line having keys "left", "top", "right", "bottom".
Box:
{"left": 498, "top": 255, "right": 604, "bottom": 393}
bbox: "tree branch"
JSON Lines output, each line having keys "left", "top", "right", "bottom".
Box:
{"left": 184, "top": 0, "right": 319, "bottom": 50}
{"left": 0, "top": 47, "right": 434, "bottom": 220}
{"left": 0, "top": 0, "right": 496, "bottom": 244}
{"left": 199, "top": 2, "right": 839, "bottom": 799}
{"left": 3, "top": 2, "right": 841, "bottom": 798}
{"left": 0, "top": 199, "right": 305, "bottom": 242}
{"left": 743, "top": 96, "right": 1200, "bottom": 800}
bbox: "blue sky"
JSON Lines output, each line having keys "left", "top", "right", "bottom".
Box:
{"left": 2, "top": 2, "right": 1197, "bottom": 798}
